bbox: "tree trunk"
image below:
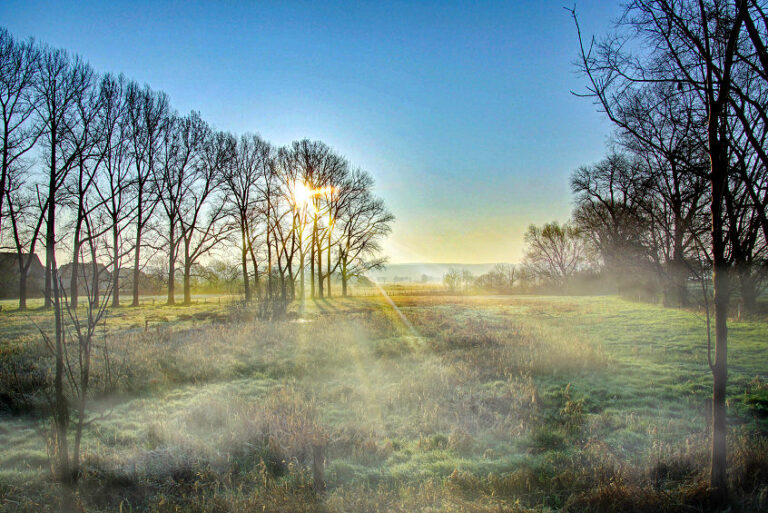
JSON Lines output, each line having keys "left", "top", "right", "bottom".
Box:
{"left": 711, "top": 262, "right": 729, "bottom": 500}
{"left": 70, "top": 221, "right": 81, "bottom": 309}
{"left": 311, "top": 215, "right": 316, "bottom": 298}
{"left": 18, "top": 266, "right": 27, "bottom": 310}
{"left": 52, "top": 260, "right": 70, "bottom": 482}
{"left": 267, "top": 222, "right": 273, "bottom": 299}
{"left": 112, "top": 224, "right": 120, "bottom": 308}
{"left": 132, "top": 189, "right": 143, "bottom": 307}
{"left": 250, "top": 249, "right": 260, "bottom": 300}
{"left": 72, "top": 314, "right": 92, "bottom": 481}
{"left": 738, "top": 266, "right": 758, "bottom": 314}
{"left": 326, "top": 230, "right": 332, "bottom": 298}
{"left": 70, "top": 261, "right": 79, "bottom": 310}
{"left": 167, "top": 225, "right": 175, "bottom": 305}
{"left": 132, "top": 237, "right": 142, "bottom": 306}
{"left": 709, "top": 133, "right": 730, "bottom": 503}
{"left": 241, "top": 223, "right": 250, "bottom": 301}
{"left": 44, "top": 174, "right": 55, "bottom": 310}
{"left": 91, "top": 253, "right": 100, "bottom": 307}
{"left": 72, "top": 346, "right": 89, "bottom": 480}
{"left": 341, "top": 252, "right": 348, "bottom": 298}
{"left": 299, "top": 250, "right": 305, "bottom": 302}
{"left": 183, "top": 253, "right": 192, "bottom": 305}
{"left": 0, "top": 147, "right": 7, "bottom": 236}
{"left": 317, "top": 226, "right": 324, "bottom": 298}
{"left": 672, "top": 225, "right": 688, "bottom": 307}
{"left": 73, "top": 419, "right": 83, "bottom": 478}
{"left": 17, "top": 249, "right": 36, "bottom": 310}
{"left": 45, "top": 258, "right": 51, "bottom": 309}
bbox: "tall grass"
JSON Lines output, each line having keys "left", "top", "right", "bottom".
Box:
{"left": 0, "top": 294, "right": 766, "bottom": 511}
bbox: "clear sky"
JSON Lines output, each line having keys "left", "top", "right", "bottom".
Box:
{"left": 2, "top": 0, "right": 622, "bottom": 264}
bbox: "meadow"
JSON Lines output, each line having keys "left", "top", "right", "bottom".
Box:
{"left": 0, "top": 294, "right": 767, "bottom": 512}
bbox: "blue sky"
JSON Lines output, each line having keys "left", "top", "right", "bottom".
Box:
{"left": 2, "top": 0, "right": 622, "bottom": 263}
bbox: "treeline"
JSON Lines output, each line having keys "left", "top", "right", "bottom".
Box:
{"left": 562, "top": 1, "right": 768, "bottom": 499}
{"left": 519, "top": 2, "right": 768, "bottom": 316}
{"left": 442, "top": 261, "right": 608, "bottom": 296}
{"left": 442, "top": 264, "right": 548, "bottom": 294}
{"left": 0, "top": 28, "right": 393, "bottom": 310}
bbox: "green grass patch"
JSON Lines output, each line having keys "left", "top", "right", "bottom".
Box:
{"left": 0, "top": 294, "right": 766, "bottom": 511}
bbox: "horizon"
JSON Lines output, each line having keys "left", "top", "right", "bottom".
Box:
{"left": 1, "top": 0, "right": 622, "bottom": 264}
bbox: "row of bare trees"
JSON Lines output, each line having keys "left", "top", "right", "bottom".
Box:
{"left": 571, "top": 0, "right": 768, "bottom": 501}
{"left": 0, "top": 26, "right": 392, "bottom": 484}
{"left": 231, "top": 138, "right": 394, "bottom": 305}
{"left": 0, "top": 27, "right": 393, "bottom": 312}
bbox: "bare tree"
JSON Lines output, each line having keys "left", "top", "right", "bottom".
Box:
{"left": 522, "top": 221, "right": 586, "bottom": 287}
{"left": 443, "top": 268, "right": 462, "bottom": 293}
{"left": 257, "top": 145, "right": 280, "bottom": 299}
{"left": 43, "top": 214, "right": 113, "bottom": 483}
{"left": 614, "top": 84, "right": 711, "bottom": 305}
{"left": 571, "top": 153, "right": 651, "bottom": 274}
{"left": 35, "top": 46, "right": 94, "bottom": 308}
{"left": 93, "top": 74, "right": 136, "bottom": 307}
{"left": 2, "top": 164, "right": 47, "bottom": 309}
{"left": 223, "top": 133, "right": 270, "bottom": 301}
{"left": 153, "top": 112, "right": 204, "bottom": 305}
{"left": 177, "top": 128, "right": 233, "bottom": 304}
{"left": 0, "top": 28, "right": 41, "bottom": 238}
{"left": 269, "top": 175, "right": 299, "bottom": 301}
{"left": 726, "top": 108, "right": 768, "bottom": 311}
{"left": 65, "top": 69, "right": 105, "bottom": 309}
{"left": 335, "top": 173, "right": 393, "bottom": 296}
{"left": 573, "top": 0, "right": 751, "bottom": 498}
{"left": 475, "top": 263, "right": 517, "bottom": 292}
{"left": 285, "top": 140, "right": 348, "bottom": 298}
{"left": 125, "top": 82, "right": 168, "bottom": 306}
{"left": 275, "top": 144, "right": 305, "bottom": 300}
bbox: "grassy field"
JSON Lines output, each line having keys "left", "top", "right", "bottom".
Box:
{"left": 0, "top": 294, "right": 767, "bottom": 512}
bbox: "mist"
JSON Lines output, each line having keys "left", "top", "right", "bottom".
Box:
{"left": 2, "top": 1, "right": 768, "bottom": 512}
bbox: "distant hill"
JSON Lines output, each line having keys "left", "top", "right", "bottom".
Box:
{"left": 369, "top": 263, "right": 510, "bottom": 284}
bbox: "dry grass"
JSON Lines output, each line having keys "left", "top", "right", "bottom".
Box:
{"left": 0, "top": 294, "right": 766, "bottom": 511}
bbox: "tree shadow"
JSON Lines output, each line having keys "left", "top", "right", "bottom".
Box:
{"left": 312, "top": 297, "right": 339, "bottom": 314}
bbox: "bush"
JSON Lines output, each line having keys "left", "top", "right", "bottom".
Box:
{"left": 0, "top": 351, "right": 49, "bottom": 414}
{"left": 257, "top": 296, "right": 289, "bottom": 321}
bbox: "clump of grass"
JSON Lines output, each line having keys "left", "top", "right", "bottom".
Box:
{"left": 528, "top": 428, "right": 567, "bottom": 453}
{"left": 372, "top": 336, "right": 417, "bottom": 358}
{"left": 730, "top": 430, "right": 768, "bottom": 497}
{"left": 744, "top": 377, "right": 768, "bottom": 419}
{"left": 447, "top": 429, "right": 476, "bottom": 454}
{"left": 417, "top": 433, "right": 449, "bottom": 451}
{"left": 0, "top": 349, "right": 49, "bottom": 414}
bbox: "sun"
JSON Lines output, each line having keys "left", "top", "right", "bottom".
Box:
{"left": 293, "top": 180, "right": 313, "bottom": 209}
{"left": 292, "top": 180, "right": 337, "bottom": 212}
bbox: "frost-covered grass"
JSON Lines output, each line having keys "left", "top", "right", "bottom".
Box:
{"left": 0, "top": 294, "right": 767, "bottom": 512}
